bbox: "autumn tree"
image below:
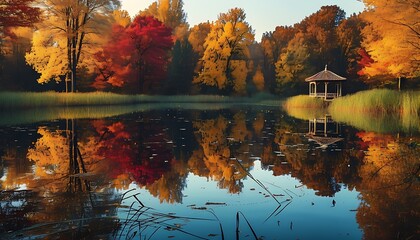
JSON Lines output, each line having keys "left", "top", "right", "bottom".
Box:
{"left": 140, "top": 0, "right": 193, "bottom": 94}
{"left": 140, "top": 0, "right": 187, "bottom": 33}
{"left": 25, "top": 0, "right": 119, "bottom": 92}
{"left": 112, "top": 9, "right": 131, "bottom": 28}
{"left": 336, "top": 14, "right": 366, "bottom": 78}
{"left": 188, "top": 22, "right": 211, "bottom": 86}
{"left": 277, "top": 6, "right": 345, "bottom": 93}
{"left": 275, "top": 31, "right": 313, "bottom": 94}
{"left": 0, "top": 0, "right": 40, "bottom": 37}
{"left": 360, "top": 0, "right": 420, "bottom": 87}
{"left": 266, "top": 5, "right": 367, "bottom": 95}
{"left": 0, "top": 27, "right": 42, "bottom": 91}
{"left": 260, "top": 26, "right": 296, "bottom": 92}
{"left": 252, "top": 65, "right": 265, "bottom": 91}
{"left": 93, "top": 16, "right": 173, "bottom": 93}
{"left": 165, "top": 40, "right": 195, "bottom": 94}
{"left": 194, "top": 8, "right": 254, "bottom": 95}
{"left": 0, "top": 0, "right": 40, "bottom": 84}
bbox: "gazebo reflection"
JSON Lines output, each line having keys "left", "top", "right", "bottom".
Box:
{"left": 307, "top": 114, "right": 343, "bottom": 149}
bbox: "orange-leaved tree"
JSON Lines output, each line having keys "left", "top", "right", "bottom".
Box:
{"left": 360, "top": 0, "right": 420, "bottom": 84}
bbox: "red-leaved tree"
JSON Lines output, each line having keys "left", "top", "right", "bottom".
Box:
{"left": 94, "top": 16, "right": 173, "bottom": 93}
{"left": 0, "top": 0, "right": 40, "bottom": 37}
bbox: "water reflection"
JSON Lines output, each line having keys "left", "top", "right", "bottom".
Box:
{"left": 0, "top": 107, "right": 418, "bottom": 239}
{"left": 355, "top": 131, "right": 419, "bottom": 240}
{"left": 307, "top": 114, "right": 343, "bottom": 149}
{"left": 1, "top": 119, "right": 120, "bottom": 239}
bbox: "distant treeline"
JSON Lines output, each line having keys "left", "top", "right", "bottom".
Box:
{"left": 0, "top": 0, "right": 418, "bottom": 95}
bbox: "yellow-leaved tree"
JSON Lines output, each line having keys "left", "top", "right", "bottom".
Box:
{"left": 25, "top": 0, "right": 119, "bottom": 92}
{"left": 252, "top": 65, "right": 265, "bottom": 91}
{"left": 25, "top": 23, "right": 68, "bottom": 85}
{"left": 361, "top": 0, "right": 420, "bottom": 82}
{"left": 194, "top": 8, "right": 254, "bottom": 95}
{"left": 188, "top": 22, "right": 212, "bottom": 76}
{"left": 140, "top": 0, "right": 188, "bottom": 40}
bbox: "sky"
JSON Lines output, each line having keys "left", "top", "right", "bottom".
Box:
{"left": 120, "top": 0, "right": 366, "bottom": 40}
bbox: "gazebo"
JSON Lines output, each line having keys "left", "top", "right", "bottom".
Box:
{"left": 305, "top": 65, "right": 346, "bottom": 101}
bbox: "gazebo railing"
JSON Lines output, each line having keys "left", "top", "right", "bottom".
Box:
{"left": 309, "top": 93, "right": 339, "bottom": 98}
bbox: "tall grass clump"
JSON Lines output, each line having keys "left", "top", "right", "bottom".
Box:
{"left": 329, "top": 89, "right": 420, "bottom": 114}
{"left": 0, "top": 91, "right": 138, "bottom": 109}
{"left": 329, "top": 89, "right": 420, "bottom": 132}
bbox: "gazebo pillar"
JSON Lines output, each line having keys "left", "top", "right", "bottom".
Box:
{"left": 324, "top": 82, "right": 328, "bottom": 100}
{"left": 309, "top": 82, "right": 317, "bottom": 97}
{"left": 339, "top": 82, "right": 342, "bottom": 97}
{"left": 309, "top": 119, "right": 312, "bottom": 134}
{"left": 335, "top": 84, "right": 339, "bottom": 97}
{"left": 324, "top": 116, "right": 327, "bottom": 136}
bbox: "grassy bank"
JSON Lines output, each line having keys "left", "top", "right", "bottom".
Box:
{"left": 329, "top": 89, "right": 420, "bottom": 115}
{"left": 328, "top": 89, "right": 420, "bottom": 132}
{"left": 284, "top": 89, "right": 420, "bottom": 115}
{"left": 0, "top": 91, "right": 280, "bottom": 109}
{"left": 283, "top": 89, "right": 420, "bottom": 133}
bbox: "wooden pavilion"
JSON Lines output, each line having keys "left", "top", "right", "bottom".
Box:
{"left": 305, "top": 65, "right": 346, "bottom": 101}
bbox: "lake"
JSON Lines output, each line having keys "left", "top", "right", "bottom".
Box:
{"left": 0, "top": 103, "right": 418, "bottom": 240}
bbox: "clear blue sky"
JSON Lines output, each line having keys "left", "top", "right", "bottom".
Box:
{"left": 120, "top": 0, "right": 366, "bottom": 40}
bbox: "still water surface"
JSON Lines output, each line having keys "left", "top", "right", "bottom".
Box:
{"left": 0, "top": 104, "right": 418, "bottom": 239}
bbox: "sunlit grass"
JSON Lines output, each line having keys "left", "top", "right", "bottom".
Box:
{"left": 282, "top": 90, "right": 420, "bottom": 133}
{"left": 328, "top": 89, "right": 420, "bottom": 132}
{"left": 0, "top": 91, "right": 281, "bottom": 109}
{"left": 329, "top": 89, "right": 420, "bottom": 114}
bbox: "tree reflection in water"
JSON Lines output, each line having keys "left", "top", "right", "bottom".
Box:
{"left": 0, "top": 108, "right": 418, "bottom": 239}
{"left": 1, "top": 119, "right": 120, "bottom": 239}
{"left": 356, "top": 131, "right": 419, "bottom": 240}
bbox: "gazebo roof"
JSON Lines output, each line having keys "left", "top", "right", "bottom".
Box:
{"left": 307, "top": 135, "right": 343, "bottom": 149}
{"left": 305, "top": 65, "right": 346, "bottom": 82}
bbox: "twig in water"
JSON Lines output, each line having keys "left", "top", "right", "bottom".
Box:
{"left": 206, "top": 209, "right": 225, "bottom": 240}
{"left": 235, "top": 159, "right": 281, "bottom": 204}
{"left": 236, "top": 211, "right": 259, "bottom": 240}
{"left": 264, "top": 200, "right": 293, "bottom": 222}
